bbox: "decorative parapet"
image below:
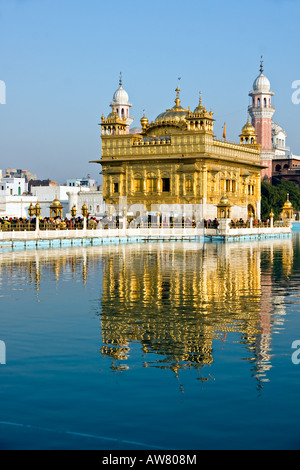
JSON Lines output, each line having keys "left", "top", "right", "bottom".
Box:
{"left": 132, "top": 137, "right": 172, "bottom": 146}
{"left": 213, "top": 138, "right": 261, "bottom": 164}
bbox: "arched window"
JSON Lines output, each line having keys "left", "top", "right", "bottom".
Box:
{"left": 257, "top": 98, "right": 261, "bottom": 108}
{"left": 264, "top": 98, "right": 267, "bottom": 108}
{"left": 275, "top": 164, "right": 281, "bottom": 172}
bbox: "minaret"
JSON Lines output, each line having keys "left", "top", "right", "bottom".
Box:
{"left": 248, "top": 58, "right": 275, "bottom": 181}
{"left": 110, "top": 73, "right": 134, "bottom": 133}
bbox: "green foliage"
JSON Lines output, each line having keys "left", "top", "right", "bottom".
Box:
{"left": 261, "top": 179, "right": 300, "bottom": 220}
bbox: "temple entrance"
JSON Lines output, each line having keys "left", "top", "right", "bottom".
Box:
{"left": 248, "top": 204, "right": 255, "bottom": 218}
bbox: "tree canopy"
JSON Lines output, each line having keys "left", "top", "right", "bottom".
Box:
{"left": 261, "top": 179, "right": 300, "bottom": 220}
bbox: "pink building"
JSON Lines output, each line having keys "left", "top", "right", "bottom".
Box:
{"left": 248, "top": 59, "right": 275, "bottom": 181}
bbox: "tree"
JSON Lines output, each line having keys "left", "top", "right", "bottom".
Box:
{"left": 261, "top": 180, "right": 300, "bottom": 220}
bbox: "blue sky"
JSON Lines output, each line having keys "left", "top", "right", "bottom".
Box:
{"left": 0, "top": 0, "right": 299, "bottom": 184}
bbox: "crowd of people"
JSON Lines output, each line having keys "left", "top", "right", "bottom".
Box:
{"left": 229, "top": 218, "right": 271, "bottom": 228}
{"left": 0, "top": 216, "right": 87, "bottom": 231}
{"left": 0, "top": 215, "right": 276, "bottom": 231}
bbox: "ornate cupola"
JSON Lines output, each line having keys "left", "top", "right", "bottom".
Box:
{"left": 140, "top": 111, "right": 149, "bottom": 132}
{"left": 281, "top": 193, "right": 294, "bottom": 221}
{"left": 186, "top": 92, "right": 214, "bottom": 134}
{"left": 240, "top": 114, "right": 257, "bottom": 144}
{"left": 100, "top": 104, "right": 127, "bottom": 136}
{"left": 110, "top": 73, "right": 134, "bottom": 132}
{"left": 154, "top": 84, "right": 189, "bottom": 126}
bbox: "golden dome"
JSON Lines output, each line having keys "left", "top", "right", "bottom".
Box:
{"left": 241, "top": 116, "right": 256, "bottom": 135}
{"left": 218, "top": 196, "right": 230, "bottom": 205}
{"left": 155, "top": 86, "right": 188, "bottom": 124}
{"left": 282, "top": 194, "right": 292, "bottom": 208}
{"left": 240, "top": 114, "right": 257, "bottom": 145}
{"left": 193, "top": 91, "right": 208, "bottom": 116}
{"left": 140, "top": 112, "right": 149, "bottom": 130}
{"left": 51, "top": 197, "right": 63, "bottom": 208}
{"left": 155, "top": 108, "right": 188, "bottom": 123}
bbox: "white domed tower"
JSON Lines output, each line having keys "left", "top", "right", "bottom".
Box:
{"left": 110, "top": 74, "right": 134, "bottom": 133}
{"left": 248, "top": 58, "right": 275, "bottom": 181}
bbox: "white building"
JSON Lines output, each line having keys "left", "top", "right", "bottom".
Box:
{"left": 66, "top": 175, "right": 97, "bottom": 188}
{"left": 0, "top": 195, "right": 37, "bottom": 219}
{"left": 0, "top": 174, "right": 105, "bottom": 219}
{"left": 67, "top": 188, "right": 106, "bottom": 217}
{"left": 272, "top": 122, "right": 290, "bottom": 158}
{"left": 31, "top": 185, "right": 81, "bottom": 218}
{"left": 0, "top": 176, "right": 28, "bottom": 196}
{"left": 0, "top": 171, "right": 36, "bottom": 218}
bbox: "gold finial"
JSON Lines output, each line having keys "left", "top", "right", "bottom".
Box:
{"left": 199, "top": 91, "right": 202, "bottom": 107}
{"left": 174, "top": 77, "right": 182, "bottom": 108}
{"left": 119, "top": 71, "right": 123, "bottom": 87}
{"left": 140, "top": 110, "right": 149, "bottom": 130}
{"left": 175, "top": 87, "right": 181, "bottom": 108}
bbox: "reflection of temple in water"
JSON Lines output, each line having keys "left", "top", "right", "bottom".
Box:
{"left": 99, "top": 239, "right": 294, "bottom": 386}
{"left": 0, "top": 237, "right": 296, "bottom": 387}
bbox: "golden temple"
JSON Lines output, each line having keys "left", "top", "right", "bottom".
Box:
{"left": 92, "top": 83, "right": 264, "bottom": 220}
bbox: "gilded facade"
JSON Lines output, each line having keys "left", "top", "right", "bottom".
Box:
{"left": 92, "top": 83, "right": 264, "bottom": 220}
